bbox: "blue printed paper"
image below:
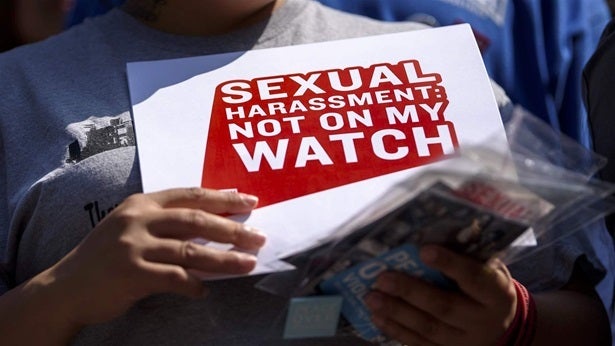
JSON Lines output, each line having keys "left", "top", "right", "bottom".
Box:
{"left": 319, "top": 244, "right": 452, "bottom": 341}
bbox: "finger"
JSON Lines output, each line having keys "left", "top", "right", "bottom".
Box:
{"left": 370, "top": 313, "right": 440, "bottom": 346}
{"left": 143, "top": 239, "right": 258, "bottom": 274}
{"left": 139, "top": 260, "right": 208, "bottom": 298}
{"left": 373, "top": 272, "right": 477, "bottom": 330}
{"left": 365, "top": 291, "right": 464, "bottom": 345}
{"left": 419, "top": 245, "right": 513, "bottom": 305}
{"left": 147, "top": 208, "right": 266, "bottom": 250}
{"left": 147, "top": 188, "right": 259, "bottom": 214}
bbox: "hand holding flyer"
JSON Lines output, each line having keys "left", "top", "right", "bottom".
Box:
{"left": 298, "top": 177, "right": 540, "bottom": 342}
{"left": 127, "top": 23, "right": 615, "bottom": 344}
{"left": 257, "top": 108, "right": 615, "bottom": 343}
{"left": 128, "top": 24, "right": 510, "bottom": 277}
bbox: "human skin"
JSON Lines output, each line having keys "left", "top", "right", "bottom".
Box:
{"left": 14, "top": 0, "right": 74, "bottom": 43}
{"left": 0, "top": 188, "right": 267, "bottom": 345}
{"left": 122, "top": 0, "right": 286, "bottom": 36}
{"left": 364, "top": 245, "right": 611, "bottom": 345}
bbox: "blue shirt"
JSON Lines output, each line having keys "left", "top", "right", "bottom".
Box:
{"left": 318, "top": 0, "right": 611, "bottom": 149}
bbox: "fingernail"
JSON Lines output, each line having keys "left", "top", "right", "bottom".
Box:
{"left": 239, "top": 193, "right": 259, "bottom": 207}
{"left": 239, "top": 253, "right": 258, "bottom": 264}
{"left": 371, "top": 315, "right": 386, "bottom": 329}
{"left": 364, "top": 292, "right": 383, "bottom": 309}
{"left": 420, "top": 246, "right": 438, "bottom": 263}
{"left": 242, "top": 225, "right": 267, "bottom": 246}
{"left": 373, "top": 275, "right": 395, "bottom": 293}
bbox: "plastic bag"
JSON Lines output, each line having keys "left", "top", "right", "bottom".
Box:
{"left": 254, "top": 106, "right": 615, "bottom": 344}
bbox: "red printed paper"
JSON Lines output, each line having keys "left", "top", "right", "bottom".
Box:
{"left": 202, "top": 60, "right": 459, "bottom": 207}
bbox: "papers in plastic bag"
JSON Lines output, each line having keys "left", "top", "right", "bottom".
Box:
{"left": 256, "top": 106, "right": 615, "bottom": 344}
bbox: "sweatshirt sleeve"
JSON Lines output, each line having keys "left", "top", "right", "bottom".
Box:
{"left": 0, "top": 94, "right": 10, "bottom": 296}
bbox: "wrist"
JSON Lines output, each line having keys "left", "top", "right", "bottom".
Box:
{"left": 496, "top": 279, "right": 537, "bottom": 346}
{"left": 26, "top": 267, "right": 85, "bottom": 338}
{"left": 0, "top": 268, "right": 83, "bottom": 345}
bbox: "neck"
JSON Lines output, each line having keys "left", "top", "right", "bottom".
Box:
{"left": 122, "top": 0, "right": 285, "bottom": 36}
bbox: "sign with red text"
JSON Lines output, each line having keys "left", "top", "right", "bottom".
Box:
{"left": 204, "top": 60, "right": 457, "bottom": 207}
{"left": 128, "top": 24, "right": 509, "bottom": 275}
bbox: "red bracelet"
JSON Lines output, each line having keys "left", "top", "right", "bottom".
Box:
{"left": 496, "top": 279, "right": 537, "bottom": 346}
